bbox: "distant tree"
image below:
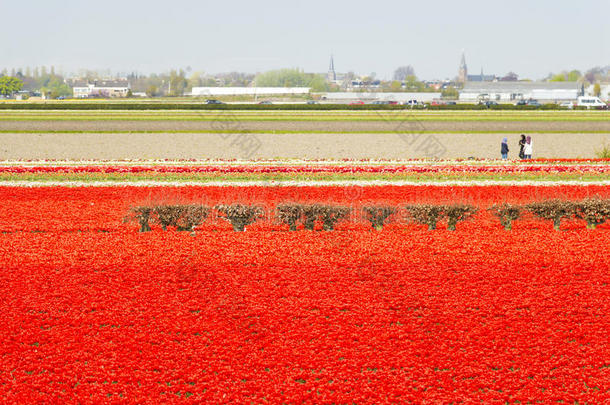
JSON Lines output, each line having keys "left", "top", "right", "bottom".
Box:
{"left": 203, "top": 77, "right": 218, "bottom": 87}
{"left": 40, "top": 76, "right": 71, "bottom": 99}
{"left": 168, "top": 69, "right": 187, "bottom": 96}
{"left": 593, "top": 83, "right": 601, "bottom": 97}
{"left": 403, "top": 74, "right": 425, "bottom": 91}
{"left": 393, "top": 65, "right": 415, "bottom": 81}
{"left": 146, "top": 85, "right": 159, "bottom": 97}
{"left": 441, "top": 86, "right": 459, "bottom": 99}
{"left": 255, "top": 68, "right": 309, "bottom": 87}
{"left": 549, "top": 73, "right": 566, "bottom": 82}
{"left": 500, "top": 72, "right": 519, "bottom": 81}
{"left": 390, "top": 80, "right": 403, "bottom": 91}
{"left": 308, "top": 74, "right": 330, "bottom": 92}
{"left": 567, "top": 70, "right": 581, "bottom": 82}
{"left": 0, "top": 76, "right": 24, "bottom": 96}
{"left": 187, "top": 71, "right": 204, "bottom": 90}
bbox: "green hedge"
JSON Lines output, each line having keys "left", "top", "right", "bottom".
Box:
{"left": 0, "top": 103, "right": 588, "bottom": 111}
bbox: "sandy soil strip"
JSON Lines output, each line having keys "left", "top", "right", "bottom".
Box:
{"left": 2, "top": 180, "right": 610, "bottom": 187}
{"left": 1, "top": 132, "right": 608, "bottom": 160}
{"left": 1, "top": 120, "right": 609, "bottom": 132}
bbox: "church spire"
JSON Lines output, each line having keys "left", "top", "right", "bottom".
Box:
{"left": 327, "top": 54, "right": 336, "bottom": 82}
{"left": 460, "top": 50, "right": 467, "bottom": 69}
{"left": 458, "top": 50, "right": 468, "bottom": 83}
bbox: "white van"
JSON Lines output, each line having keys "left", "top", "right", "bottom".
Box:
{"left": 576, "top": 96, "right": 607, "bottom": 109}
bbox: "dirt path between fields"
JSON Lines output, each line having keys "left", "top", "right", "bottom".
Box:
{"left": 1, "top": 132, "right": 608, "bottom": 160}
{"left": 0, "top": 120, "right": 609, "bottom": 132}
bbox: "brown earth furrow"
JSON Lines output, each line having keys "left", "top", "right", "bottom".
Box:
{"left": 1, "top": 132, "right": 608, "bottom": 160}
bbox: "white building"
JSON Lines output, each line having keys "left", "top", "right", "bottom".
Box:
{"left": 72, "top": 80, "right": 131, "bottom": 98}
{"left": 320, "top": 92, "right": 441, "bottom": 103}
{"left": 191, "top": 87, "right": 310, "bottom": 96}
{"left": 459, "top": 82, "right": 583, "bottom": 102}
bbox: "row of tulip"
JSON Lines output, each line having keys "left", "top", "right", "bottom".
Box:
{"left": 2, "top": 164, "right": 609, "bottom": 174}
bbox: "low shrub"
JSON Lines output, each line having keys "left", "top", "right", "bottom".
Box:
{"left": 362, "top": 205, "right": 396, "bottom": 231}
{"left": 300, "top": 204, "right": 350, "bottom": 231}
{"left": 406, "top": 204, "right": 445, "bottom": 230}
{"left": 489, "top": 203, "right": 523, "bottom": 230}
{"left": 125, "top": 206, "right": 154, "bottom": 232}
{"left": 595, "top": 144, "right": 610, "bottom": 159}
{"left": 444, "top": 204, "right": 478, "bottom": 231}
{"left": 153, "top": 205, "right": 187, "bottom": 231}
{"left": 318, "top": 206, "right": 351, "bottom": 231}
{"left": 573, "top": 198, "right": 610, "bottom": 230}
{"left": 302, "top": 204, "right": 323, "bottom": 230}
{"left": 215, "top": 204, "right": 265, "bottom": 232}
{"left": 525, "top": 200, "right": 575, "bottom": 231}
{"left": 177, "top": 205, "right": 210, "bottom": 232}
{"left": 276, "top": 203, "right": 304, "bottom": 231}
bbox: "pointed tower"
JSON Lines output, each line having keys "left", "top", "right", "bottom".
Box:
{"left": 327, "top": 55, "right": 337, "bottom": 82}
{"left": 458, "top": 50, "right": 468, "bottom": 83}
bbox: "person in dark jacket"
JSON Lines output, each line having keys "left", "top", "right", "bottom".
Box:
{"left": 518, "top": 134, "right": 526, "bottom": 159}
{"left": 501, "top": 137, "right": 509, "bottom": 160}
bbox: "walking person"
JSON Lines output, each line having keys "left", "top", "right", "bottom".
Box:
{"left": 523, "top": 136, "right": 533, "bottom": 159}
{"left": 518, "top": 134, "right": 526, "bottom": 159}
{"left": 501, "top": 137, "right": 509, "bottom": 160}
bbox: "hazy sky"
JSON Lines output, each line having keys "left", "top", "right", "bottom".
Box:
{"left": 2, "top": 0, "right": 608, "bottom": 80}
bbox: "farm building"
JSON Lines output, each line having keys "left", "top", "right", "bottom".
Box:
{"left": 191, "top": 87, "right": 310, "bottom": 96}
{"left": 459, "top": 82, "right": 583, "bottom": 103}
{"left": 72, "top": 80, "right": 131, "bottom": 98}
{"left": 320, "top": 92, "right": 441, "bottom": 103}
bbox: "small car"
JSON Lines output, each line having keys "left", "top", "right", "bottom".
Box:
{"left": 205, "top": 99, "right": 223, "bottom": 104}
{"left": 349, "top": 101, "right": 365, "bottom": 105}
{"left": 258, "top": 100, "right": 273, "bottom": 105}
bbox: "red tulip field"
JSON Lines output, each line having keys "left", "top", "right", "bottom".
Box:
{"left": 1, "top": 181, "right": 609, "bottom": 403}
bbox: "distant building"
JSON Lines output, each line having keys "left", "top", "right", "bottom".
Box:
{"left": 458, "top": 51, "right": 467, "bottom": 83}
{"left": 458, "top": 51, "right": 496, "bottom": 82}
{"left": 327, "top": 55, "right": 337, "bottom": 82}
{"left": 325, "top": 55, "right": 346, "bottom": 85}
{"left": 459, "top": 81, "right": 583, "bottom": 102}
{"left": 321, "top": 92, "right": 441, "bottom": 103}
{"left": 467, "top": 68, "right": 496, "bottom": 82}
{"left": 72, "top": 80, "right": 130, "bottom": 98}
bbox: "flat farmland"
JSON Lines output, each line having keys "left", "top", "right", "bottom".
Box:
{"left": 0, "top": 109, "right": 608, "bottom": 159}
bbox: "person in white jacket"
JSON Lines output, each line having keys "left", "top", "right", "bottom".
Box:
{"left": 523, "top": 136, "right": 533, "bottom": 159}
